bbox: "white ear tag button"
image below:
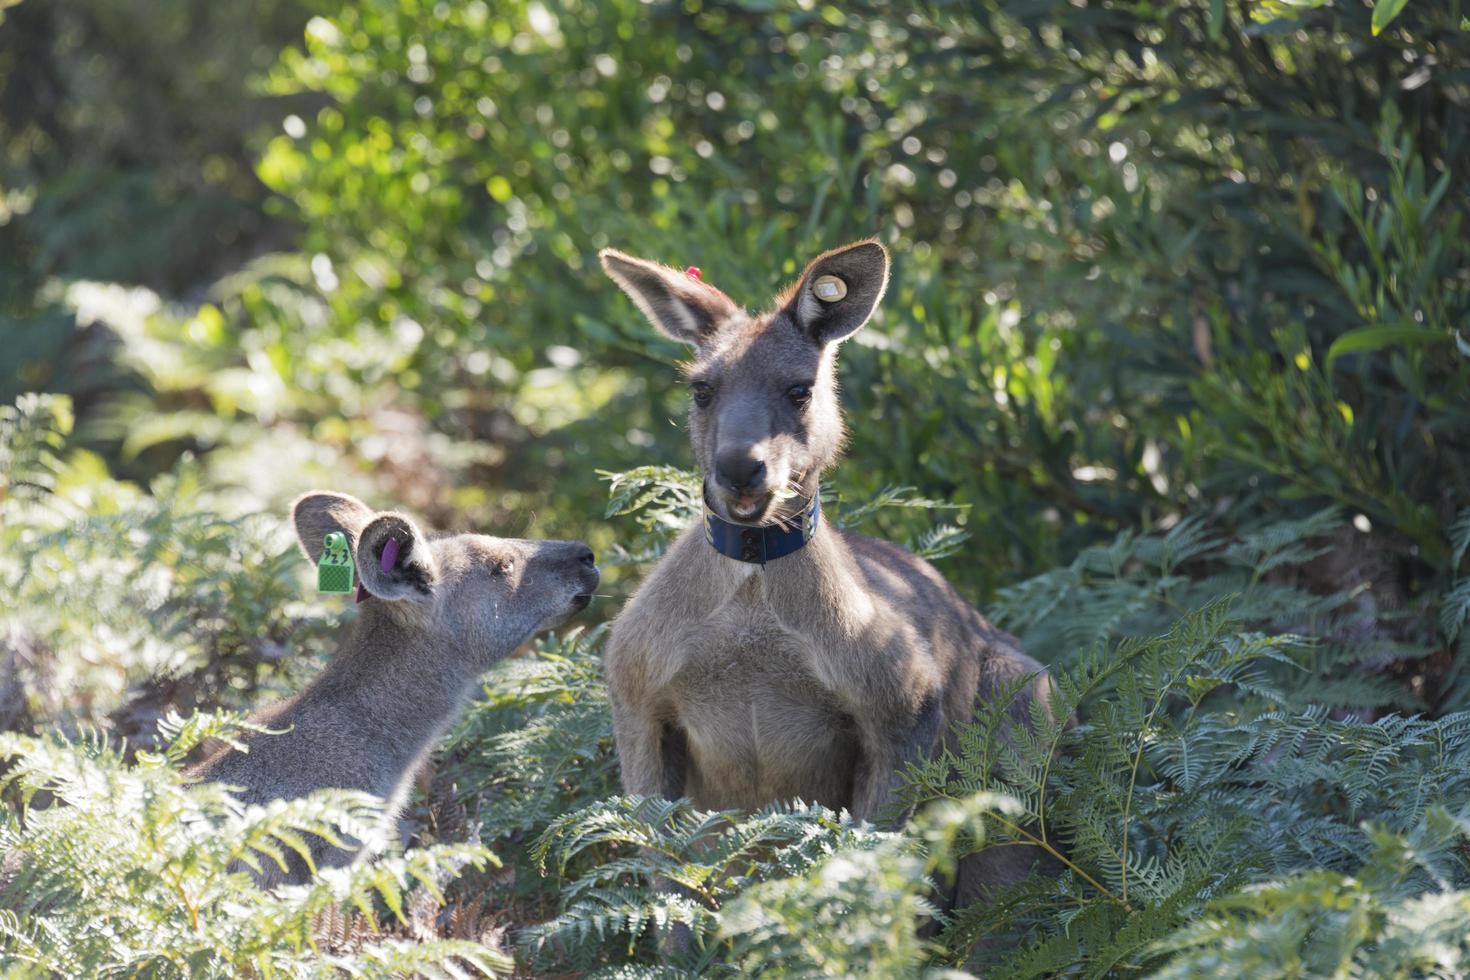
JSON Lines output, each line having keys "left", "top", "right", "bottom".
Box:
{"left": 812, "top": 275, "right": 847, "bottom": 302}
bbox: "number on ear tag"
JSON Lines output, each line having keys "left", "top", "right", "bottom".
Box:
{"left": 812, "top": 274, "right": 847, "bottom": 302}
{"left": 318, "top": 531, "right": 356, "bottom": 594}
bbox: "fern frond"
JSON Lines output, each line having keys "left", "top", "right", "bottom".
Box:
{"left": 0, "top": 724, "right": 505, "bottom": 977}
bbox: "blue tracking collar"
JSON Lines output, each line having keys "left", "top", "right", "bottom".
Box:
{"left": 703, "top": 492, "right": 821, "bottom": 565}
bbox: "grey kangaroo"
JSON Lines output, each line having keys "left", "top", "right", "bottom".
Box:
{"left": 600, "top": 239, "right": 1057, "bottom": 911}
{"left": 190, "top": 491, "right": 600, "bottom": 885}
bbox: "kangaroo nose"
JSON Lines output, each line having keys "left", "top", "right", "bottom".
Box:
{"left": 717, "top": 455, "right": 767, "bottom": 494}
{"left": 577, "top": 546, "right": 596, "bottom": 568}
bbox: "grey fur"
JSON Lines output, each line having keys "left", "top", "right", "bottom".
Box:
{"left": 599, "top": 240, "right": 1058, "bottom": 910}
{"left": 189, "top": 491, "right": 600, "bottom": 885}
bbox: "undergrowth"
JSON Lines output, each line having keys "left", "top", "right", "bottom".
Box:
{"left": 4, "top": 399, "right": 1469, "bottom": 977}
{"left": 441, "top": 464, "right": 1470, "bottom": 976}
{"left": 5, "top": 0, "right": 1470, "bottom": 973}
{"left": 0, "top": 712, "right": 510, "bottom": 978}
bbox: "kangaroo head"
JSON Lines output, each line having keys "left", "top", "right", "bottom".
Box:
{"left": 601, "top": 240, "right": 889, "bottom": 527}
{"left": 291, "top": 492, "right": 599, "bottom": 667}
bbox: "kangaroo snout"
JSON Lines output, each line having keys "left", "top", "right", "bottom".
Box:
{"left": 546, "top": 539, "right": 600, "bottom": 609}
{"left": 711, "top": 447, "right": 790, "bottom": 523}
{"left": 542, "top": 538, "right": 597, "bottom": 574}
{"left": 572, "top": 544, "right": 600, "bottom": 589}
{"left": 716, "top": 453, "right": 767, "bottom": 495}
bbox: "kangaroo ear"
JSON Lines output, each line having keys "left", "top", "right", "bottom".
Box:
{"left": 600, "top": 248, "right": 742, "bottom": 348}
{"left": 782, "top": 239, "right": 890, "bottom": 346}
{"left": 292, "top": 492, "right": 375, "bottom": 563}
{"left": 355, "top": 512, "right": 437, "bottom": 601}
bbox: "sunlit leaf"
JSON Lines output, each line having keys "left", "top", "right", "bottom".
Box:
{"left": 1372, "top": 0, "right": 1411, "bottom": 35}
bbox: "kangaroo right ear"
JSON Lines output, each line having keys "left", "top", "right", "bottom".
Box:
{"left": 600, "top": 248, "right": 742, "bottom": 348}
{"left": 292, "top": 491, "right": 375, "bottom": 563}
{"left": 355, "top": 512, "right": 437, "bottom": 601}
{"left": 781, "top": 239, "right": 890, "bottom": 347}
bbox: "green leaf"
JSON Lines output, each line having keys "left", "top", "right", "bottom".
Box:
{"left": 1440, "top": 580, "right": 1470, "bottom": 641}
{"left": 1325, "top": 325, "right": 1448, "bottom": 370}
{"left": 1208, "top": 0, "right": 1225, "bottom": 40}
{"left": 1450, "top": 508, "right": 1470, "bottom": 571}
{"left": 1371, "top": 0, "right": 1410, "bottom": 35}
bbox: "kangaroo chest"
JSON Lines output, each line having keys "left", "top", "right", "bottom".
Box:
{"left": 662, "top": 587, "right": 860, "bottom": 812}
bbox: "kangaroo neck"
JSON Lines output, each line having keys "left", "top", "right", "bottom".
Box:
{"left": 697, "top": 499, "right": 850, "bottom": 590}
{"left": 693, "top": 513, "right": 871, "bottom": 648}
{"left": 311, "top": 605, "right": 478, "bottom": 766}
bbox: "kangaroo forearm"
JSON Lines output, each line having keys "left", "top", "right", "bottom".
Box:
{"left": 657, "top": 721, "right": 689, "bottom": 799}
{"left": 613, "top": 727, "right": 663, "bottom": 796}
{"left": 610, "top": 693, "right": 688, "bottom": 799}
{"left": 852, "top": 691, "right": 944, "bottom": 825}
{"left": 852, "top": 757, "right": 895, "bottom": 824}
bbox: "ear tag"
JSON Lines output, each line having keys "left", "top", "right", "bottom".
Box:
{"left": 812, "top": 275, "right": 847, "bottom": 302}
{"left": 317, "top": 531, "right": 355, "bottom": 594}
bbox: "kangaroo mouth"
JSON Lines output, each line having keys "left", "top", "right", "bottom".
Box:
{"left": 570, "top": 567, "right": 600, "bottom": 612}
{"left": 727, "top": 492, "right": 772, "bottom": 522}
{"left": 704, "top": 481, "right": 791, "bottom": 526}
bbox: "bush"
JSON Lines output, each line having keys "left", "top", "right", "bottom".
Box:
{"left": 3, "top": 387, "right": 1469, "bottom": 974}
{"left": 496, "top": 464, "right": 1470, "bottom": 976}
{"left": 0, "top": 714, "right": 509, "bottom": 977}
{"left": 0, "top": 393, "right": 336, "bottom": 735}
{"left": 3, "top": 0, "right": 1469, "bottom": 973}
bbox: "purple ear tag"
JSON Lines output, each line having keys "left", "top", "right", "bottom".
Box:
{"left": 356, "top": 536, "right": 401, "bottom": 603}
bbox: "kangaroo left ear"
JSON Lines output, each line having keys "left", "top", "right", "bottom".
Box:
{"left": 292, "top": 491, "right": 374, "bottom": 562}
{"left": 355, "top": 512, "right": 438, "bottom": 601}
{"left": 600, "top": 248, "right": 743, "bottom": 349}
{"left": 782, "top": 239, "right": 890, "bottom": 346}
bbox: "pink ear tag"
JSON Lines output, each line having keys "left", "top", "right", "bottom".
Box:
{"left": 356, "top": 537, "right": 400, "bottom": 604}
{"left": 684, "top": 266, "right": 702, "bottom": 280}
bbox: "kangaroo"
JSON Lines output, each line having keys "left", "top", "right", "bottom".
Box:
{"left": 190, "top": 490, "right": 600, "bottom": 885}
{"left": 599, "top": 239, "right": 1057, "bottom": 913}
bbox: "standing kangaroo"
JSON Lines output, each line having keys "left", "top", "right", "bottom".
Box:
{"left": 191, "top": 491, "right": 600, "bottom": 885}
{"left": 600, "top": 240, "right": 1056, "bottom": 909}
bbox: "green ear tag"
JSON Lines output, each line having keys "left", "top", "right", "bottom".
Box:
{"left": 317, "top": 531, "right": 355, "bottom": 594}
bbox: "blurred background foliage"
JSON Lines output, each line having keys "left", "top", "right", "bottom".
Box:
{"left": 5, "top": 0, "right": 1466, "bottom": 593}
{"left": 3, "top": 0, "right": 1470, "bottom": 974}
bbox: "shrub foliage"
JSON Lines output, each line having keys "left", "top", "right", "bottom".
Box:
{"left": 0, "top": 714, "right": 510, "bottom": 978}
{"left": 2, "top": 0, "right": 1469, "bottom": 974}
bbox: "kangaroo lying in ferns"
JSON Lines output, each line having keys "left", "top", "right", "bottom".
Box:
{"left": 600, "top": 239, "right": 1058, "bottom": 915}
{"left": 191, "top": 491, "right": 600, "bottom": 885}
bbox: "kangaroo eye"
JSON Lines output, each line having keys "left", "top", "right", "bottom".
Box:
{"left": 786, "top": 384, "right": 812, "bottom": 406}
{"left": 690, "top": 382, "right": 713, "bottom": 408}
{"left": 493, "top": 559, "right": 514, "bottom": 577}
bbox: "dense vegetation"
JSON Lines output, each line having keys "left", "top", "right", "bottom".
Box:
{"left": 3, "top": 0, "right": 1468, "bottom": 975}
